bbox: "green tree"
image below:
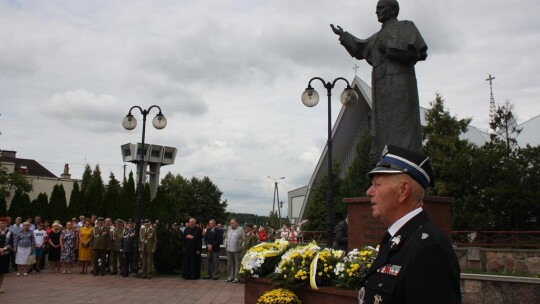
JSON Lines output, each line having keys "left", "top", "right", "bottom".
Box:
{"left": 422, "top": 93, "right": 475, "bottom": 197}
{"left": 33, "top": 193, "right": 49, "bottom": 220}
{"left": 86, "top": 165, "right": 105, "bottom": 216}
{"left": 103, "top": 172, "right": 122, "bottom": 219}
{"left": 79, "top": 164, "right": 93, "bottom": 215}
{"left": 471, "top": 102, "right": 533, "bottom": 230}
{"left": 0, "top": 153, "right": 32, "bottom": 200}
{"left": 267, "top": 210, "right": 280, "bottom": 229}
{"left": 489, "top": 101, "right": 522, "bottom": 155}
{"left": 304, "top": 164, "right": 344, "bottom": 232}
{"left": 0, "top": 196, "right": 7, "bottom": 216}
{"left": 8, "top": 190, "right": 31, "bottom": 219}
{"left": 121, "top": 171, "right": 136, "bottom": 220}
{"left": 49, "top": 184, "right": 68, "bottom": 222}
{"left": 188, "top": 176, "right": 227, "bottom": 223}
{"left": 342, "top": 132, "right": 372, "bottom": 198}
{"left": 67, "top": 181, "right": 82, "bottom": 218}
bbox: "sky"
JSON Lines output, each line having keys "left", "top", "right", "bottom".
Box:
{"left": 1, "top": 0, "right": 539, "bottom": 216}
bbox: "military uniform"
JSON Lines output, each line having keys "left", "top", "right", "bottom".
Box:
{"left": 360, "top": 211, "right": 461, "bottom": 304}
{"left": 91, "top": 221, "right": 110, "bottom": 276}
{"left": 121, "top": 223, "right": 136, "bottom": 277}
{"left": 361, "top": 145, "right": 461, "bottom": 304}
{"left": 138, "top": 222, "right": 157, "bottom": 278}
{"left": 109, "top": 221, "right": 124, "bottom": 275}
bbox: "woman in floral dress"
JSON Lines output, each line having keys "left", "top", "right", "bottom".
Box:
{"left": 60, "top": 221, "right": 78, "bottom": 274}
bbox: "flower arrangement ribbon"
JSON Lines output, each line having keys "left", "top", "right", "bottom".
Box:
{"left": 309, "top": 250, "right": 321, "bottom": 290}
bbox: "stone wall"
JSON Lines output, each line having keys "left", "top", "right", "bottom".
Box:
{"left": 456, "top": 247, "right": 540, "bottom": 276}
{"left": 461, "top": 274, "right": 540, "bottom": 304}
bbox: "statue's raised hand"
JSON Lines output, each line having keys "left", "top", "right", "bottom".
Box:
{"left": 330, "top": 24, "right": 343, "bottom": 35}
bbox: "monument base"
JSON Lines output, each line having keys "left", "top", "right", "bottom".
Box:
{"left": 344, "top": 196, "right": 453, "bottom": 250}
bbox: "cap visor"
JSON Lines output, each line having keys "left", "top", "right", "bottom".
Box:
{"left": 367, "top": 166, "right": 403, "bottom": 178}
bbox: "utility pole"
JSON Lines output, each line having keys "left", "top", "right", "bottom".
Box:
{"left": 268, "top": 176, "right": 285, "bottom": 228}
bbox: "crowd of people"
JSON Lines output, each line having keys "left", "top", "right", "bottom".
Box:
{"left": 0, "top": 212, "right": 309, "bottom": 293}
{"left": 0, "top": 214, "right": 160, "bottom": 293}
{"left": 178, "top": 217, "right": 306, "bottom": 283}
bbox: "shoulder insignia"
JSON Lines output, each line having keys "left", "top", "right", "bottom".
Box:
{"left": 421, "top": 233, "right": 429, "bottom": 239}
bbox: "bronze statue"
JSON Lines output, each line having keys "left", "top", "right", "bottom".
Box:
{"left": 331, "top": 0, "right": 427, "bottom": 162}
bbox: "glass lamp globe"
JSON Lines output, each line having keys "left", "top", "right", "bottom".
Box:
{"left": 340, "top": 87, "right": 359, "bottom": 106}
{"left": 301, "top": 87, "right": 319, "bottom": 107}
{"left": 122, "top": 114, "right": 137, "bottom": 130}
{"left": 152, "top": 113, "right": 167, "bottom": 129}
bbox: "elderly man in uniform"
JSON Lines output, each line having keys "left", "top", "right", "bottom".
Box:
{"left": 139, "top": 219, "right": 157, "bottom": 279}
{"left": 91, "top": 217, "right": 110, "bottom": 276}
{"left": 109, "top": 219, "right": 124, "bottom": 275}
{"left": 360, "top": 145, "right": 461, "bottom": 304}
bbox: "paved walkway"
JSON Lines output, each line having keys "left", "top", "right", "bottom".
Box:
{"left": 0, "top": 271, "right": 245, "bottom": 304}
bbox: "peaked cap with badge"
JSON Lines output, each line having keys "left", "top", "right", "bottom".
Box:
{"left": 367, "top": 145, "right": 434, "bottom": 188}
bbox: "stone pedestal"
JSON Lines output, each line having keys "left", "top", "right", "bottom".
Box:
{"left": 344, "top": 196, "right": 453, "bottom": 250}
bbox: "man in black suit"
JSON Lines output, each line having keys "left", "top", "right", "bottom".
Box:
{"left": 203, "top": 219, "right": 223, "bottom": 280}
{"left": 361, "top": 145, "right": 461, "bottom": 304}
{"left": 334, "top": 214, "right": 349, "bottom": 251}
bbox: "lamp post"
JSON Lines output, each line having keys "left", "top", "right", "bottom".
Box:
{"left": 122, "top": 105, "right": 167, "bottom": 275}
{"left": 268, "top": 176, "right": 285, "bottom": 228}
{"left": 301, "top": 77, "right": 358, "bottom": 248}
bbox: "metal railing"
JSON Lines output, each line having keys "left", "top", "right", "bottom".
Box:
{"left": 295, "top": 231, "right": 540, "bottom": 249}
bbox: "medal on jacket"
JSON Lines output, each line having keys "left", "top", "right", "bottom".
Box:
{"left": 390, "top": 235, "right": 401, "bottom": 248}
{"left": 374, "top": 294, "right": 383, "bottom": 304}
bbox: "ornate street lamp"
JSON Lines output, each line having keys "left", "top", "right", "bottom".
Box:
{"left": 122, "top": 105, "right": 166, "bottom": 275}
{"left": 301, "top": 77, "right": 358, "bottom": 248}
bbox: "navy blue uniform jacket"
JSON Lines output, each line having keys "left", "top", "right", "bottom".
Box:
{"left": 362, "top": 211, "right": 461, "bottom": 304}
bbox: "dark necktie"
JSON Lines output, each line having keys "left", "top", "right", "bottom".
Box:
{"left": 380, "top": 231, "right": 392, "bottom": 248}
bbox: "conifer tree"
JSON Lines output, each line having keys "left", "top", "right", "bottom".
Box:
{"left": 121, "top": 171, "right": 136, "bottom": 220}
{"left": 67, "top": 181, "right": 82, "bottom": 218}
{"left": 103, "top": 172, "right": 122, "bottom": 219}
{"left": 33, "top": 193, "right": 49, "bottom": 221}
{"left": 49, "top": 184, "right": 68, "bottom": 222}
{"left": 86, "top": 165, "right": 105, "bottom": 216}
{"left": 0, "top": 196, "right": 7, "bottom": 216}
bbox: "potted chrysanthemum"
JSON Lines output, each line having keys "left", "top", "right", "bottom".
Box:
{"left": 256, "top": 288, "right": 301, "bottom": 304}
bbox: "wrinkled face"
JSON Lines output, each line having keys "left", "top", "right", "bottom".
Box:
{"left": 189, "top": 219, "right": 196, "bottom": 228}
{"left": 376, "top": 0, "right": 395, "bottom": 23}
{"left": 366, "top": 174, "right": 400, "bottom": 226}
{"left": 23, "top": 223, "right": 30, "bottom": 231}
{"left": 230, "top": 219, "right": 238, "bottom": 229}
{"left": 208, "top": 220, "right": 216, "bottom": 229}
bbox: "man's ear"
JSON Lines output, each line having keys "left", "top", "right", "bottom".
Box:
{"left": 397, "top": 180, "right": 411, "bottom": 203}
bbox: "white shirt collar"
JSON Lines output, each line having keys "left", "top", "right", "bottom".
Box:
{"left": 388, "top": 207, "right": 423, "bottom": 237}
